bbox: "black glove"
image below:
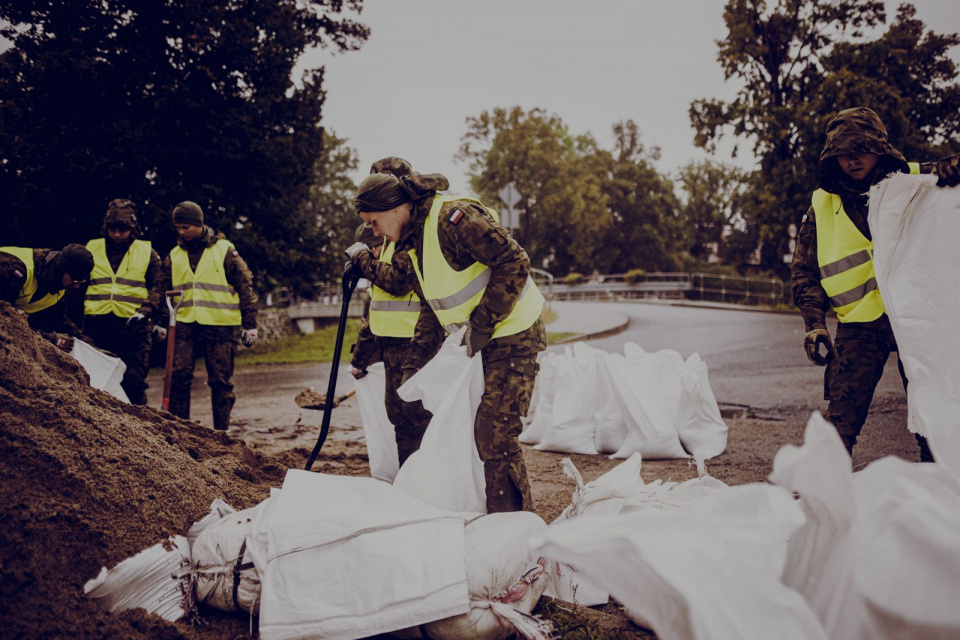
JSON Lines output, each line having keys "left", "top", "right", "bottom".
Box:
{"left": 350, "top": 367, "right": 368, "bottom": 380}
{"left": 241, "top": 328, "right": 258, "bottom": 347}
{"left": 400, "top": 368, "right": 417, "bottom": 387}
{"left": 461, "top": 324, "right": 492, "bottom": 358}
{"left": 126, "top": 312, "right": 147, "bottom": 326}
{"left": 803, "top": 328, "right": 835, "bottom": 366}
{"left": 934, "top": 156, "right": 960, "bottom": 188}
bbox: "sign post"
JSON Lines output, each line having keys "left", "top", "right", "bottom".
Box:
{"left": 498, "top": 182, "right": 523, "bottom": 232}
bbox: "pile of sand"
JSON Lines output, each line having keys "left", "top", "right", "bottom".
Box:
{"left": 0, "top": 302, "right": 288, "bottom": 638}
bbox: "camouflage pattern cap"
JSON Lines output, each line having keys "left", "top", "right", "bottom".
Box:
{"left": 370, "top": 157, "right": 413, "bottom": 178}
{"left": 104, "top": 198, "right": 138, "bottom": 228}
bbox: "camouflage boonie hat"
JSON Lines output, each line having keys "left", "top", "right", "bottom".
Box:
{"left": 370, "top": 157, "right": 413, "bottom": 178}
{"left": 104, "top": 198, "right": 138, "bottom": 228}
{"left": 818, "top": 107, "right": 908, "bottom": 192}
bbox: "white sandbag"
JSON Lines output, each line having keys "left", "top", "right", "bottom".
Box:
{"left": 186, "top": 497, "right": 236, "bottom": 551}
{"left": 773, "top": 411, "right": 960, "bottom": 639}
{"left": 411, "top": 512, "right": 553, "bottom": 640}
{"left": 675, "top": 353, "right": 728, "bottom": 472}
{"left": 193, "top": 502, "right": 267, "bottom": 614}
{"left": 533, "top": 482, "right": 825, "bottom": 640}
{"left": 869, "top": 173, "right": 960, "bottom": 477}
{"left": 533, "top": 343, "right": 601, "bottom": 455}
{"left": 593, "top": 354, "right": 628, "bottom": 453}
{"left": 355, "top": 362, "right": 400, "bottom": 482}
{"left": 249, "top": 470, "right": 470, "bottom": 640}
{"left": 70, "top": 338, "right": 129, "bottom": 402}
{"left": 84, "top": 535, "right": 193, "bottom": 622}
{"left": 607, "top": 346, "right": 689, "bottom": 459}
{"left": 395, "top": 328, "right": 486, "bottom": 513}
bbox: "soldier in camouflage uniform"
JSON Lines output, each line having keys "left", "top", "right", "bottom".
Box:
{"left": 80, "top": 199, "right": 164, "bottom": 404}
{"left": 0, "top": 243, "right": 94, "bottom": 350}
{"left": 148, "top": 201, "right": 259, "bottom": 430}
{"left": 347, "top": 157, "right": 435, "bottom": 465}
{"left": 355, "top": 170, "right": 546, "bottom": 513}
{"left": 791, "top": 106, "right": 960, "bottom": 460}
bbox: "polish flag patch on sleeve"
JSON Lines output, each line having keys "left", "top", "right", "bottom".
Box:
{"left": 449, "top": 209, "right": 464, "bottom": 225}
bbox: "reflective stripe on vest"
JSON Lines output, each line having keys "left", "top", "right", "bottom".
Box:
{"left": 170, "top": 239, "right": 241, "bottom": 325}
{"left": 84, "top": 238, "right": 152, "bottom": 318}
{"left": 813, "top": 162, "right": 920, "bottom": 323}
{"left": 409, "top": 194, "right": 544, "bottom": 338}
{"left": 368, "top": 241, "right": 420, "bottom": 338}
{"left": 0, "top": 246, "right": 63, "bottom": 314}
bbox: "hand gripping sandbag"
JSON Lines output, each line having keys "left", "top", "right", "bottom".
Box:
{"left": 193, "top": 502, "right": 268, "bottom": 614}
{"left": 354, "top": 362, "right": 400, "bottom": 482}
{"left": 395, "top": 328, "right": 486, "bottom": 513}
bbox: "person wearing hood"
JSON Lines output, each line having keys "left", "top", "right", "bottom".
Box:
{"left": 354, "top": 168, "right": 546, "bottom": 513}
{"left": 0, "top": 242, "right": 94, "bottom": 351}
{"left": 150, "top": 201, "right": 259, "bottom": 431}
{"left": 791, "top": 106, "right": 960, "bottom": 461}
{"left": 346, "top": 157, "right": 435, "bottom": 466}
{"left": 80, "top": 199, "right": 164, "bottom": 404}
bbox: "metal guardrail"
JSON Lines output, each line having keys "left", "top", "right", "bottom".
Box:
{"left": 550, "top": 272, "right": 786, "bottom": 306}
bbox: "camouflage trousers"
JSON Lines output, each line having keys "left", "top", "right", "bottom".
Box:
{"left": 824, "top": 316, "right": 931, "bottom": 460}
{"left": 83, "top": 313, "right": 152, "bottom": 405}
{"left": 476, "top": 349, "right": 540, "bottom": 513}
{"left": 168, "top": 322, "right": 237, "bottom": 431}
{"left": 382, "top": 341, "right": 433, "bottom": 465}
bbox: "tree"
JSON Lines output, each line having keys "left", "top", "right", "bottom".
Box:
{"left": 677, "top": 159, "right": 751, "bottom": 265}
{"left": 0, "top": 0, "right": 369, "bottom": 288}
{"left": 690, "top": 0, "right": 960, "bottom": 273}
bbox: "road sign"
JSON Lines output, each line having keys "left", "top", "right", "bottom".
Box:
{"left": 499, "top": 182, "right": 522, "bottom": 209}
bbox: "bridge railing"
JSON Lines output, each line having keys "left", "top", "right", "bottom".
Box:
{"left": 550, "top": 272, "right": 787, "bottom": 307}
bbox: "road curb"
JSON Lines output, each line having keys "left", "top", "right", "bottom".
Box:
{"left": 551, "top": 316, "right": 632, "bottom": 345}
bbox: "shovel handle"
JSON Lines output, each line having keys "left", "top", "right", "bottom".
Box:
{"left": 161, "top": 291, "right": 182, "bottom": 412}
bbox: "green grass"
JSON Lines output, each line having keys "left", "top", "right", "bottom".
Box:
{"left": 235, "top": 319, "right": 362, "bottom": 366}
{"left": 547, "top": 331, "right": 579, "bottom": 344}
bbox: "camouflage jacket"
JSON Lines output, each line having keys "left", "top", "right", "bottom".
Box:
{"left": 0, "top": 248, "right": 85, "bottom": 337}
{"left": 352, "top": 245, "right": 416, "bottom": 297}
{"left": 791, "top": 106, "right": 957, "bottom": 331}
{"left": 153, "top": 227, "right": 259, "bottom": 329}
{"left": 393, "top": 175, "right": 542, "bottom": 371}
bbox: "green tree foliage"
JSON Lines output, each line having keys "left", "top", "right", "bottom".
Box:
{"left": 0, "top": 0, "right": 368, "bottom": 288}
{"left": 691, "top": 0, "right": 960, "bottom": 272}
{"left": 678, "top": 159, "right": 755, "bottom": 266}
{"left": 457, "top": 108, "right": 679, "bottom": 275}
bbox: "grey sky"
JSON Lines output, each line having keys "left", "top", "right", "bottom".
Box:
{"left": 305, "top": 0, "right": 960, "bottom": 195}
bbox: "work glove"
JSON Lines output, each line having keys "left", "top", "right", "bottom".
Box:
{"left": 153, "top": 325, "right": 168, "bottom": 341}
{"left": 461, "top": 323, "right": 493, "bottom": 358}
{"left": 350, "top": 367, "right": 368, "bottom": 380}
{"left": 803, "top": 328, "right": 835, "bottom": 366}
{"left": 345, "top": 242, "right": 369, "bottom": 262}
{"left": 241, "top": 328, "right": 258, "bottom": 347}
{"left": 126, "top": 312, "right": 147, "bottom": 326}
{"left": 52, "top": 333, "right": 75, "bottom": 351}
{"left": 933, "top": 156, "right": 960, "bottom": 188}
{"left": 400, "top": 368, "right": 417, "bottom": 387}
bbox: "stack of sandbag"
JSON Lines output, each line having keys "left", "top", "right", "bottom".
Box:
{"left": 247, "top": 469, "right": 553, "bottom": 640}
{"left": 522, "top": 342, "right": 727, "bottom": 467}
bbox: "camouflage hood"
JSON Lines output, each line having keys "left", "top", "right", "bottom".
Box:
{"left": 817, "top": 107, "right": 908, "bottom": 193}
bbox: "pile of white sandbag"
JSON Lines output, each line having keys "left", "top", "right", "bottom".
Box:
{"left": 522, "top": 342, "right": 727, "bottom": 470}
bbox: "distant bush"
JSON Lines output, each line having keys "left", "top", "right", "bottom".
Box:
{"left": 623, "top": 269, "right": 646, "bottom": 284}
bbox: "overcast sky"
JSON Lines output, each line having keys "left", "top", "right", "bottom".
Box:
{"left": 305, "top": 0, "right": 960, "bottom": 195}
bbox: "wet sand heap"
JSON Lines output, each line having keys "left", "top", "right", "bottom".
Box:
{"left": 0, "top": 302, "right": 279, "bottom": 638}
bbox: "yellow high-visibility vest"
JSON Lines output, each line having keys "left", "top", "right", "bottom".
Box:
{"left": 84, "top": 238, "right": 152, "bottom": 318}
{"left": 409, "top": 194, "right": 544, "bottom": 338}
{"left": 814, "top": 162, "right": 921, "bottom": 323}
{"left": 368, "top": 241, "right": 420, "bottom": 338}
{"left": 0, "top": 246, "right": 63, "bottom": 314}
{"left": 170, "top": 239, "right": 241, "bottom": 325}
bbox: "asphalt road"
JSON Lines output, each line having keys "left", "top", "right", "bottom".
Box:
{"left": 147, "top": 301, "right": 909, "bottom": 442}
